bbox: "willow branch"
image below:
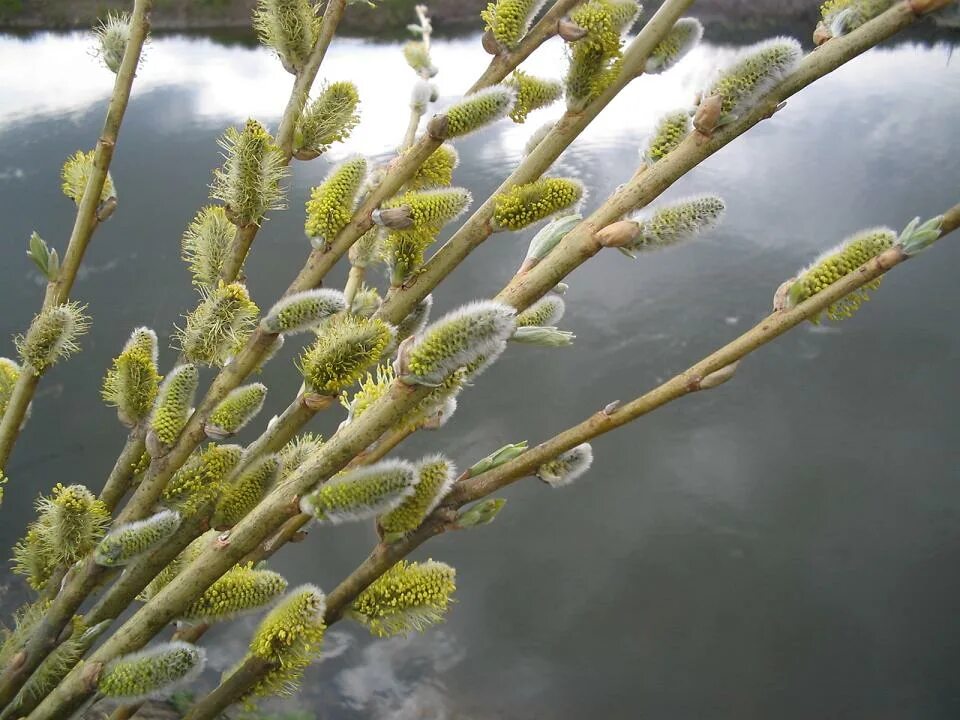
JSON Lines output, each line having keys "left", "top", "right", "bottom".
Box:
{"left": 0, "top": 0, "right": 152, "bottom": 471}
{"left": 377, "top": 0, "right": 696, "bottom": 325}
{"left": 496, "top": 0, "right": 943, "bottom": 311}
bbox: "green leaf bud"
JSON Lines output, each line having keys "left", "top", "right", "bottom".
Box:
{"left": 253, "top": 0, "right": 320, "bottom": 74}
{"left": 400, "top": 301, "right": 517, "bottom": 386}
{"left": 98, "top": 642, "right": 206, "bottom": 702}
{"left": 520, "top": 213, "right": 581, "bottom": 272}
{"left": 506, "top": 70, "right": 563, "bottom": 123}
{"left": 101, "top": 327, "right": 161, "bottom": 427}
{"left": 245, "top": 584, "right": 326, "bottom": 699}
{"left": 162, "top": 444, "right": 244, "bottom": 517}
{"left": 297, "top": 315, "right": 394, "bottom": 397}
{"left": 456, "top": 497, "right": 507, "bottom": 527}
{"left": 821, "top": 0, "right": 895, "bottom": 36}
{"left": 481, "top": 0, "right": 548, "bottom": 49}
{"left": 212, "top": 454, "right": 280, "bottom": 529}
{"left": 516, "top": 295, "right": 565, "bottom": 328}
{"left": 702, "top": 37, "right": 802, "bottom": 118}
{"left": 645, "top": 17, "right": 702, "bottom": 74}
{"left": 492, "top": 177, "right": 584, "bottom": 231}
{"left": 642, "top": 110, "right": 691, "bottom": 164}
{"left": 896, "top": 215, "right": 943, "bottom": 257}
{"left": 380, "top": 454, "right": 457, "bottom": 536}
{"left": 278, "top": 433, "right": 324, "bottom": 481}
{"left": 148, "top": 364, "right": 199, "bottom": 454}
{"left": 177, "top": 282, "right": 260, "bottom": 367}
{"left": 625, "top": 195, "right": 726, "bottom": 253}
{"left": 182, "top": 563, "right": 288, "bottom": 622}
{"left": 0, "top": 357, "right": 22, "bottom": 418}
{"left": 442, "top": 86, "right": 516, "bottom": 138}
{"left": 27, "top": 231, "right": 59, "bottom": 281}
{"left": 295, "top": 81, "right": 361, "bottom": 159}
{"left": 348, "top": 559, "right": 456, "bottom": 637}
{"left": 299, "top": 459, "right": 417, "bottom": 524}
{"left": 181, "top": 205, "right": 236, "bottom": 291}
{"left": 205, "top": 383, "right": 268, "bottom": 440}
{"left": 537, "top": 443, "right": 594, "bottom": 487}
{"left": 402, "top": 40, "right": 437, "bottom": 77}
{"left": 304, "top": 156, "right": 367, "bottom": 244}
{"left": 210, "top": 119, "right": 287, "bottom": 227}
{"left": 468, "top": 442, "right": 528, "bottom": 477}
{"left": 95, "top": 509, "right": 181, "bottom": 567}
{"left": 93, "top": 12, "right": 132, "bottom": 74}
{"left": 511, "top": 326, "right": 575, "bottom": 346}
{"left": 786, "top": 227, "right": 896, "bottom": 321}
{"left": 407, "top": 144, "right": 459, "bottom": 191}
{"left": 262, "top": 288, "right": 347, "bottom": 335}
{"left": 61, "top": 149, "right": 115, "bottom": 205}
{"left": 16, "top": 301, "right": 91, "bottom": 374}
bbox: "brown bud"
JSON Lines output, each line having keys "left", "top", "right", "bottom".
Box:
{"left": 392, "top": 335, "right": 417, "bottom": 381}
{"left": 698, "top": 361, "right": 740, "bottom": 390}
{"left": 301, "top": 392, "right": 336, "bottom": 411}
{"left": 427, "top": 113, "right": 450, "bottom": 140}
{"left": 693, "top": 94, "right": 723, "bottom": 137}
{"left": 373, "top": 205, "right": 414, "bottom": 230}
{"left": 813, "top": 21, "right": 833, "bottom": 46}
{"left": 80, "top": 660, "right": 104, "bottom": 692}
{"left": 557, "top": 17, "right": 588, "bottom": 42}
{"left": 482, "top": 29, "right": 502, "bottom": 55}
{"left": 294, "top": 148, "right": 322, "bottom": 161}
{"left": 203, "top": 422, "right": 232, "bottom": 442}
{"left": 516, "top": 257, "right": 539, "bottom": 275}
{"left": 595, "top": 220, "right": 640, "bottom": 249}
{"left": 96, "top": 196, "right": 118, "bottom": 222}
{"left": 772, "top": 277, "right": 796, "bottom": 312}
{"left": 145, "top": 429, "right": 166, "bottom": 459}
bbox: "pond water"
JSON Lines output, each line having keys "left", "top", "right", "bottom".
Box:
{"left": 1, "top": 23, "right": 959, "bottom": 720}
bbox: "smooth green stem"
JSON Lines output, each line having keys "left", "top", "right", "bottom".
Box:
{"left": 377, "top": 0, "right": 696, "bottom": 325}
{"left": 181, "top": 656, "right": 275, "bottom": 720}
{"left": 98, "top": 424, "right": 147, "bottom": 512}
{"left": 342, "top": 264, "right": 367, "bottom": 308}
{"left": 217, "top": 222, "right": 258, "bottom": 285}
{"left": 0, "top": 370, "right": 39, "bottom": 472}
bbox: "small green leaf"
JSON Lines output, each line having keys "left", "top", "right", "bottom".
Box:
{"left": 467, "top": 442, "right": 528, "bottom": 477}
{"left": 407, "top": 24, "right": 424, "bottom": 35}
{"left": 457, "top": 498, "right": 507, "bottom": 528}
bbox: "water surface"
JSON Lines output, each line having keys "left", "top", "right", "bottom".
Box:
{"left": 1, "top": 28, "right": 959, "bottom": 720}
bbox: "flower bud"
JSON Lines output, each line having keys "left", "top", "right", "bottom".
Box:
{"left": 295, "top": 81, "right": 361, "bottom": 158}
{"left": 148, "top": 364, "right": 199, "bottom": 454}
{"left": 93, "top": 12, "right": 132, "bottom": 74}
{"left": 407, "top": 144, "right": 459, "bottom": 191}
{"left": 403, "top": 40, "right": 437, "bottom": 77}
{"left": 348, "top": 559, "right": 456, "bottom": 637}
{"left": 212, "top": 454, "right": 280, "bottom": 529}
{"left": 17, "top": 301, "right": 91, "bottom": 374}
{"left": 262, "top": 288, "right": 347, "bottom": 335}
{"left": 394, "top": 295, "right": 434, "bottom": 346}
{"left": 642, "top": 110, "right": 691, "bottom": 164}
{"left": 181, "top": 206, "right": 236, "bottom": 291}
{"left": 383, "top": 187, "right": 473, "bottom": 230}
{"left": 162, "top": 444, "right": 244, "bottom": 517}
{"left": 821, "top": 0, "right": 895, "bottom": 37}
{"left": 442, "top": 86, "right": 516, "bottom": 138}
{"left": 699, "top": 37, "right": 802, "bottom": 132}
{"left": 101, "top": 327, "right": 161, "bottom": 427}
{"left": 253, "top": 0, "right": 320, "bottom": 74}
{"left": 350, "top": 284, "right": 382, "bottom": 318}
{"left": 205, "top": 383, "right": 268, "bottom": 440}
{"left": 399, "top": 301, "right": 517, "bottom": 386}
{"left": 95, "top": 509, "right": 181, "bottom": 567}
{"left": 524, "top": 121, "right": 555, "bottom": 156}
{"left": 519, "top": 213, "right": 581, "bottom": 272}
{"left": 380, "top": 454, "right": 457, "bottom": 536}
{"left": 537, "top": 443, "right": 594, "bottom": 487}
{"left": 506, "top": 70, "right": 564, "bottom": 124}
{"left": 177, "top": 282, "right": 259, "bottom": 368}
{"left": 349, "top": 227, "right": 382, "bottom": 268}
{"left": 511, "top": 326, "right": 575, "bottom": 346}
{"left": 245, "top": 584, "right": 327, "bottom": 699}
{"left": 183, "top": 563, "right": 288, "bottom": 622}
{"left": 624, "top": 195, "right": 725, "bottom": 254}
{"left": 786, "top": 227, "right": 896, "bottom": 321}
{"left": 516, "top": 295, "right": 565, "bottom": 328}
{"left": 61, "top": 150, "right": 115, "bottom": 205}
{"left": 278, "top": 433, "right": 324, "bottom": 481}
{"left": 98, "top": 642, "right": 206, "bottom": 702}
{"left": 297, "top": 315, "right": 394, "bottom": 397}
{"left": 139, "top": 530, "right": 219, "bottom": 602}
{"left": 211, "top": 119, "right": 287, "bottom": 227}
{"left": 304, "top": 156, "right": 367, "bottom": 245}
{"left": 481, "top": 0, "right": 549, "bottom": 50}
{"left": 493, "top": 177, "right": 583, "bottom": 231}
{"left": 299, "top": 459, "right": 418, "bottom": 524}
{"left": 565, "top": 0, "right": 642, "bottom": 109}
{"left": 456, "top": 497, "right": 507, "bottom": 527}
{"left": 0, "top": 357, "right": 20, "bottom": 418}
{"left": 645, "top": 17, "right": 702, "bottom": 74}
